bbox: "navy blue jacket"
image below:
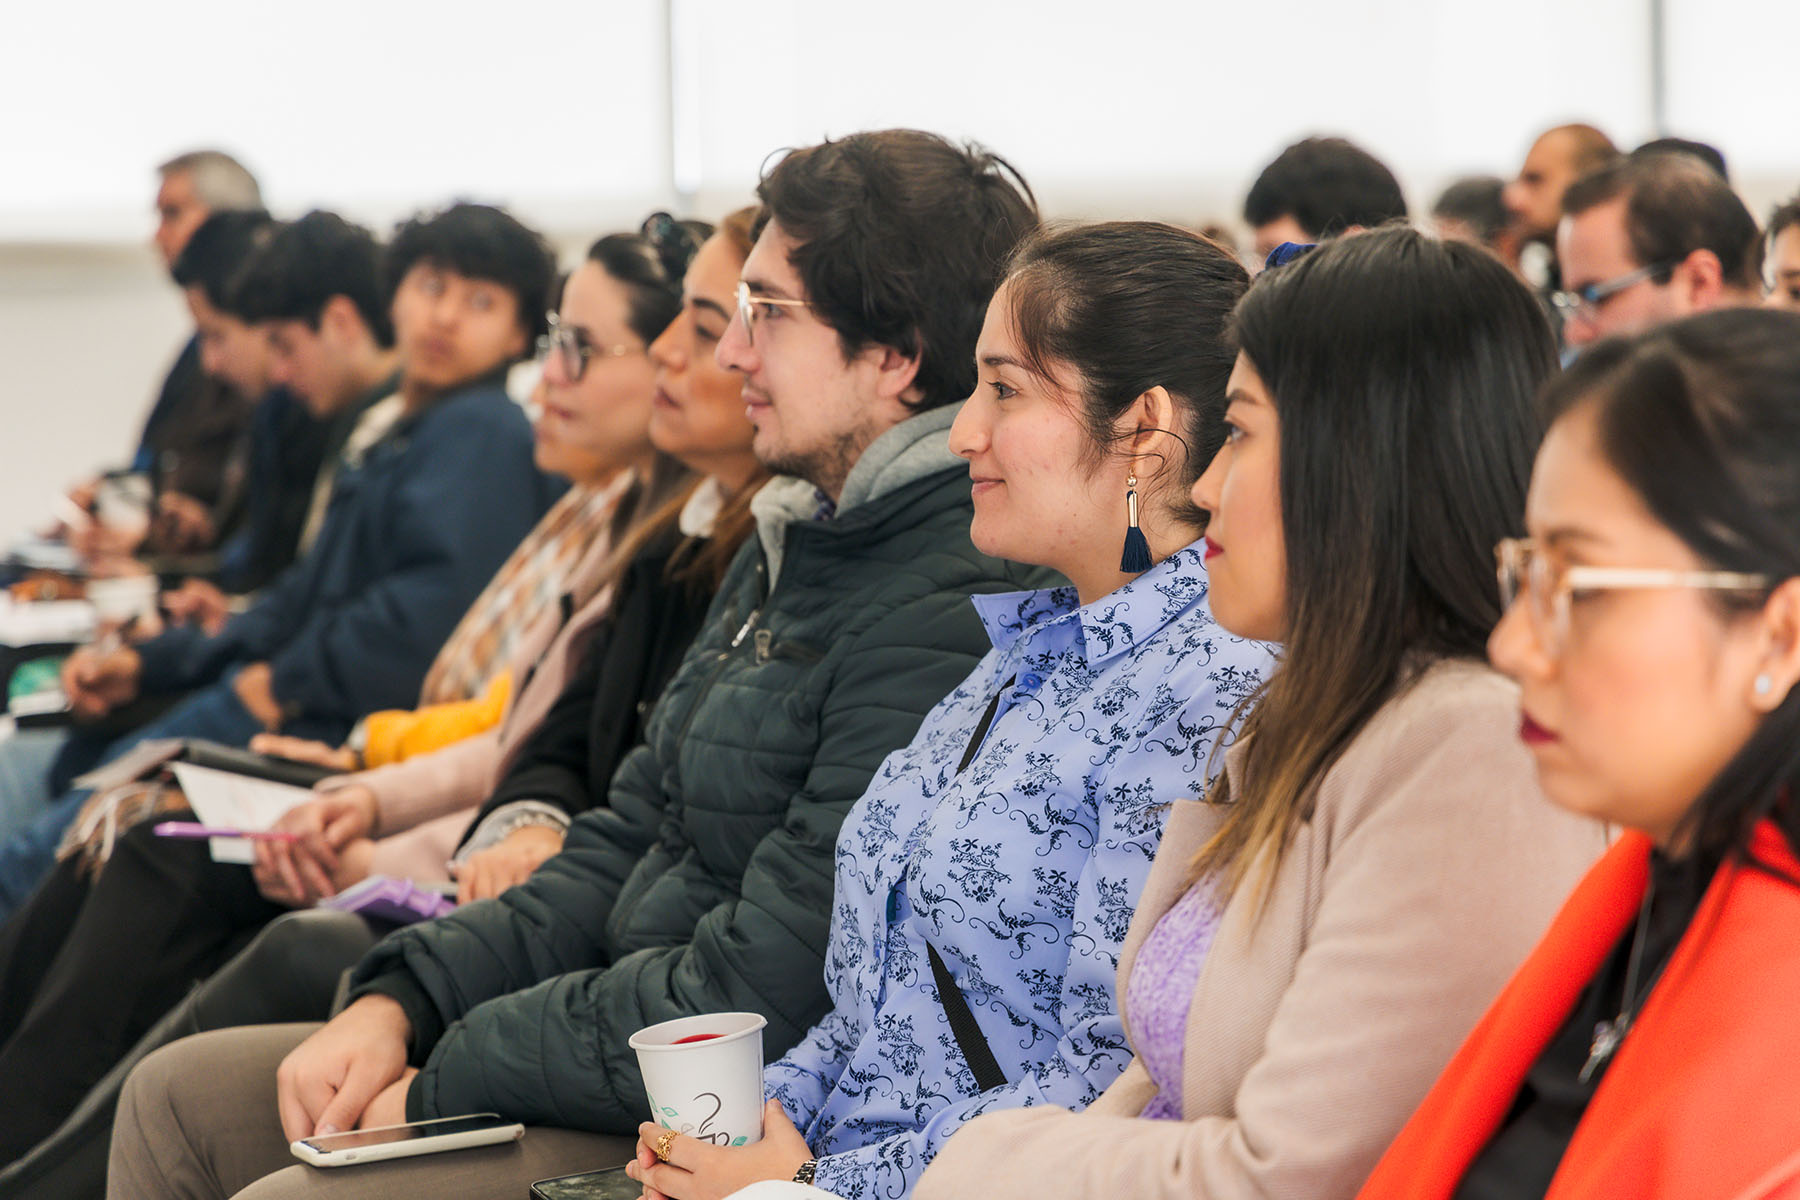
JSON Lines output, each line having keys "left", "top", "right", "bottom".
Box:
{"left": 134, "top": 381, "right": 560, "bottom": 725}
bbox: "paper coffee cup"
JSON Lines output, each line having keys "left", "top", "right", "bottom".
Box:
{"left": 85, "top": 574, "right": 159, "bottom": 625}
{"left": 629, "top": 1012, "right": 767, "bottom": 1148}
{"left": 94, "top": 475, "right": 152, "bottom": 539}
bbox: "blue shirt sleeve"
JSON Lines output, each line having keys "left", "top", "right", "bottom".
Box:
{"left": 808, "top": 761, "right": 1164, "bottom": 1199}
{"left": 766, "top": 1007, "right": 863, "bottom": 1134}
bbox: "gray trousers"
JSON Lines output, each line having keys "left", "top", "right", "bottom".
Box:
{"left": 107, "top": 1023, "right": 635, "bottom": 1200}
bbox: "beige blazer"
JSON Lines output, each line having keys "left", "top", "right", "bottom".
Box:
{"left": 916, "top": 658, "right": 1609, "bottom": 1200}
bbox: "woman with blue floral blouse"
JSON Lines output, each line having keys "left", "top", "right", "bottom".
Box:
{"left": 628, "top": 224, "right": 1272, "bottom": 1200}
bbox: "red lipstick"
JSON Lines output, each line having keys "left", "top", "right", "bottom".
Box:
{"left": 1203, "top": 537, "right": 1223, "bottom": 561}
{"left": 1519, "top": 713, "right": 1557, "bottom": 745}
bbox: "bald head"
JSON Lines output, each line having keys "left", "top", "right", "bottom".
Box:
{"left": 1504, "top": 123, "right": 1621, "bottom": 243}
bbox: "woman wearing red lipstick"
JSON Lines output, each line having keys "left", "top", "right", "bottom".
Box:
{"left": 918, "top": 227, "right": 1608, "bottom": 1200}
{"left": 1358, "top": 309, "right": 1800, "bottom": 1200}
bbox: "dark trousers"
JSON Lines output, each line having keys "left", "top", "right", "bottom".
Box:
{"left": 0, "top": 814, "right": 286, "bottom": 1162}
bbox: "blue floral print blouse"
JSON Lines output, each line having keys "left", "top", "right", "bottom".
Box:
{"left": 763, "top": 542, "right": 1271, "bottom": 1198}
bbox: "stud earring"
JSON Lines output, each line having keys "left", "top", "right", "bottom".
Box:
{"left": 1120, "top": 472, "right": 1151, "bottom": 573}
{"left": 1755, "top": 674, "right": 1774, "bottom": 697}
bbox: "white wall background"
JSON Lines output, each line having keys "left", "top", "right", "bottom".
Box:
{"left": 1, "top": 0, "right": 1794, "bottom": 544}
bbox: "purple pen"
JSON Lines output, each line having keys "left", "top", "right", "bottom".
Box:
{"left": 152, "top": 821, "right": 300, "bottom": 843}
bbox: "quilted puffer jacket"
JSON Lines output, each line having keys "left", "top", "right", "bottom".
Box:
{"left": 346, "top": 406, "right": 1056, "bottom": 1133}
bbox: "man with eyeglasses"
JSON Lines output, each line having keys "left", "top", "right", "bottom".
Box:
{"left": 112, "top": 130, "right": 1052, "bottom": 1200}
{"left": 1554, "top": 151, "right": 1764, "bottom": 349}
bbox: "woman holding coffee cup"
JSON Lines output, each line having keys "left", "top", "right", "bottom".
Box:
{"left": 627, "top": 223, "right": 1272, "bottom": 1199}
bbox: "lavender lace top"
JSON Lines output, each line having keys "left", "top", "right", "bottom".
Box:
{"left": 1125, "top": 877, "right": 1225, "bottom": 1120}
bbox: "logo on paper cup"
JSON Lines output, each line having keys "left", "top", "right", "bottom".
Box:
{"left": 647, "top": 1089, "right": 750, "bottom": 1147}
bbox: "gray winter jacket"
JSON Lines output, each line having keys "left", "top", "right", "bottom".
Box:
{"left": 346, "top": 407, "right": 1057, "bottom": 1133}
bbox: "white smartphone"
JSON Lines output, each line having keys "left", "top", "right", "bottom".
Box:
{"left": 290, "top": 1113, "right": 524, "bottom": 1167}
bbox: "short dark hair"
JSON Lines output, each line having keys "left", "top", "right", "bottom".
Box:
{"left": 1242, "top": 136, "right": 1408, "bottom": 238}
{"left": 231, "top": 211, "right": 393, "bottom": 347}
{"left": 755, "top": 129, "right": 1040, "bottom": 412}
{"left": 1431, "top": 175, "right": 1509, "bottom": 245}
{"left": 386, "top": 203, "right": 556, "bottom": 346}
{"left": 584, "top": 213, "right": 714, "bottom": 346}
{"left": 1003, "top": 222, "right": 1248, "bottom": 522}
{"left": 1542, "top": 308, "right": 1800, "bottom": 872}
{"left": 171, "top": 209, "right": 278, "bottom": 313}
{"left": 1563, "top": 153, "right": 1763, "bottom": 290}
{"left": 1768, "top": 195, "right": 1800, "bottom": 242}
{"left": 1633, "top": 136, "right": 1729, "bottom": 182}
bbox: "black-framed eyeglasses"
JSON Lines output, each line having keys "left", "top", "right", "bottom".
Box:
{"left": 535, "top": 313, "right": 639, "bottom": 382}
{"left": 1550, "top": 261, "right": 1676, "bottom": 322}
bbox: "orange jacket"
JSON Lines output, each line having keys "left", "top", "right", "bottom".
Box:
{"left": 1358, "top": 820, "right": 1800, "bottom": 1200}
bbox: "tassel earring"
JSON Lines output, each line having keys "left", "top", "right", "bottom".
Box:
{"left": 1120, "top": 472, "right": 1151, "bottom": 572}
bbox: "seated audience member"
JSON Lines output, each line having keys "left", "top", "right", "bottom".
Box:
{"left": 1358, "top": 308, "right": 1800, "bottom": 1200}
{"left": 1554, "top": 151, "right": 1763, "bottom": 348}
{"left": 198, "top": 210, "right": 403, "bottom": 601}
{"left": 251, "top": 212, "right": 721, "bottom": 905}
{"left": 1432, "top": 175, "right": 1516, "bottom": 261}
{"left": 0, "top": 203, "right": 561, "bottom": 918}
{"left": 0, "top": 211, "right": 299, "bottom": 851}
{"left": 0, "top": 214, "right": 743, "bottom": 1192}
{"left": 1764, "top": 195, "right": 1800, "bottom": 311}
{"left": 1241, "top": 136, "right": 1407, "bottom": 261}
{"left": 1632, "top": 135, "right": 1729, "bottom": 180}
{"left": 1502, "top": 123, "right": 1620, "bottom": 279}
{"left": 58, "top": 151, "right": 265, "bottom": 547}
{"left": 625, "top": 222, "right": 1272, "bottom": 1200}
{"left": 108, "top": 129, "right": 1051, "bottom": 1199}
{"left": 913, "top": 228, "right": 1609, "bottom": 1200}
{"left": 67, "top": 209, "right": 279, "bottom": 566}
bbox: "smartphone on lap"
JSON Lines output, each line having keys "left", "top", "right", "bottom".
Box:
{"left": 290, "top": 1113, "right": 523, "bottom": 1167}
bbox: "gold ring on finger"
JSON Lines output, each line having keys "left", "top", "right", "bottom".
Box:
{"left": 654, "top": 1129, "right": 677, "bottom": 1163}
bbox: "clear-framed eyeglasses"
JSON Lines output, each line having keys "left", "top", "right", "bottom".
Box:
{"left": 1549, "top": 261, "right": 1676, "bottom": 324}
{"left": 1494, "top": 536, "right": 1771, "bottom": 657}
{"left": 535, "top": 313, "right": 639, "bottom": 383}
{"left": 734, "top": 280, "right": 810, "bottom": 347}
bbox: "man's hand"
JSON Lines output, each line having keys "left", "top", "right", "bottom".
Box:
{"left": 60, "top": 643, "right": 142, "bottom": 720}
{"left": 152, "top": 492, "right": 216, "bottom": 553}
{"left": 252, "top": 786, "right": 380, "bottom": 907}
{"left": 356, "top": 1067, "right": 421, "bottom": 1130}
{"left": 163, "top": 578, "right": 234, "bottom": 635}
{"left": 250, "top": 733, "right": 360, "bottom": 773}
{"left": 232, "top": 662, "right": 285, "bottom": 732}
{"left": 276, "top": 995, "right": 414, "bottom": 1141}
{"left": 454, "top": 824, "right": 565, "bottom": 904}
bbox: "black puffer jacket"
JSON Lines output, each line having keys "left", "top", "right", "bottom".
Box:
{"left": 347, "top": 410, "right": 1055, "bottom": 1133}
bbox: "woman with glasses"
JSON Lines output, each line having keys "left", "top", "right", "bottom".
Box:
{"left": 0, "top": 214, "right": 718, "bottom": 1174}
{"left": 912, "top": 228, "right": 1608, "bottom": 1200}
{"left": 1357, "top": 308, "right": 1800, "bottom": 1200}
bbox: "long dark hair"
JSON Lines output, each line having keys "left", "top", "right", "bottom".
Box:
{"left": 1002, "top": 221, "right": 1248, "bottom": 532}
{"left": 586, "top": 213, "right": 714, "bottom": 346}
{"left": 1543, "top": 307, "right": 1800, "bottom": 871}
{"left": 1194, "top": 226, "right": 1558, "bottom": 901}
